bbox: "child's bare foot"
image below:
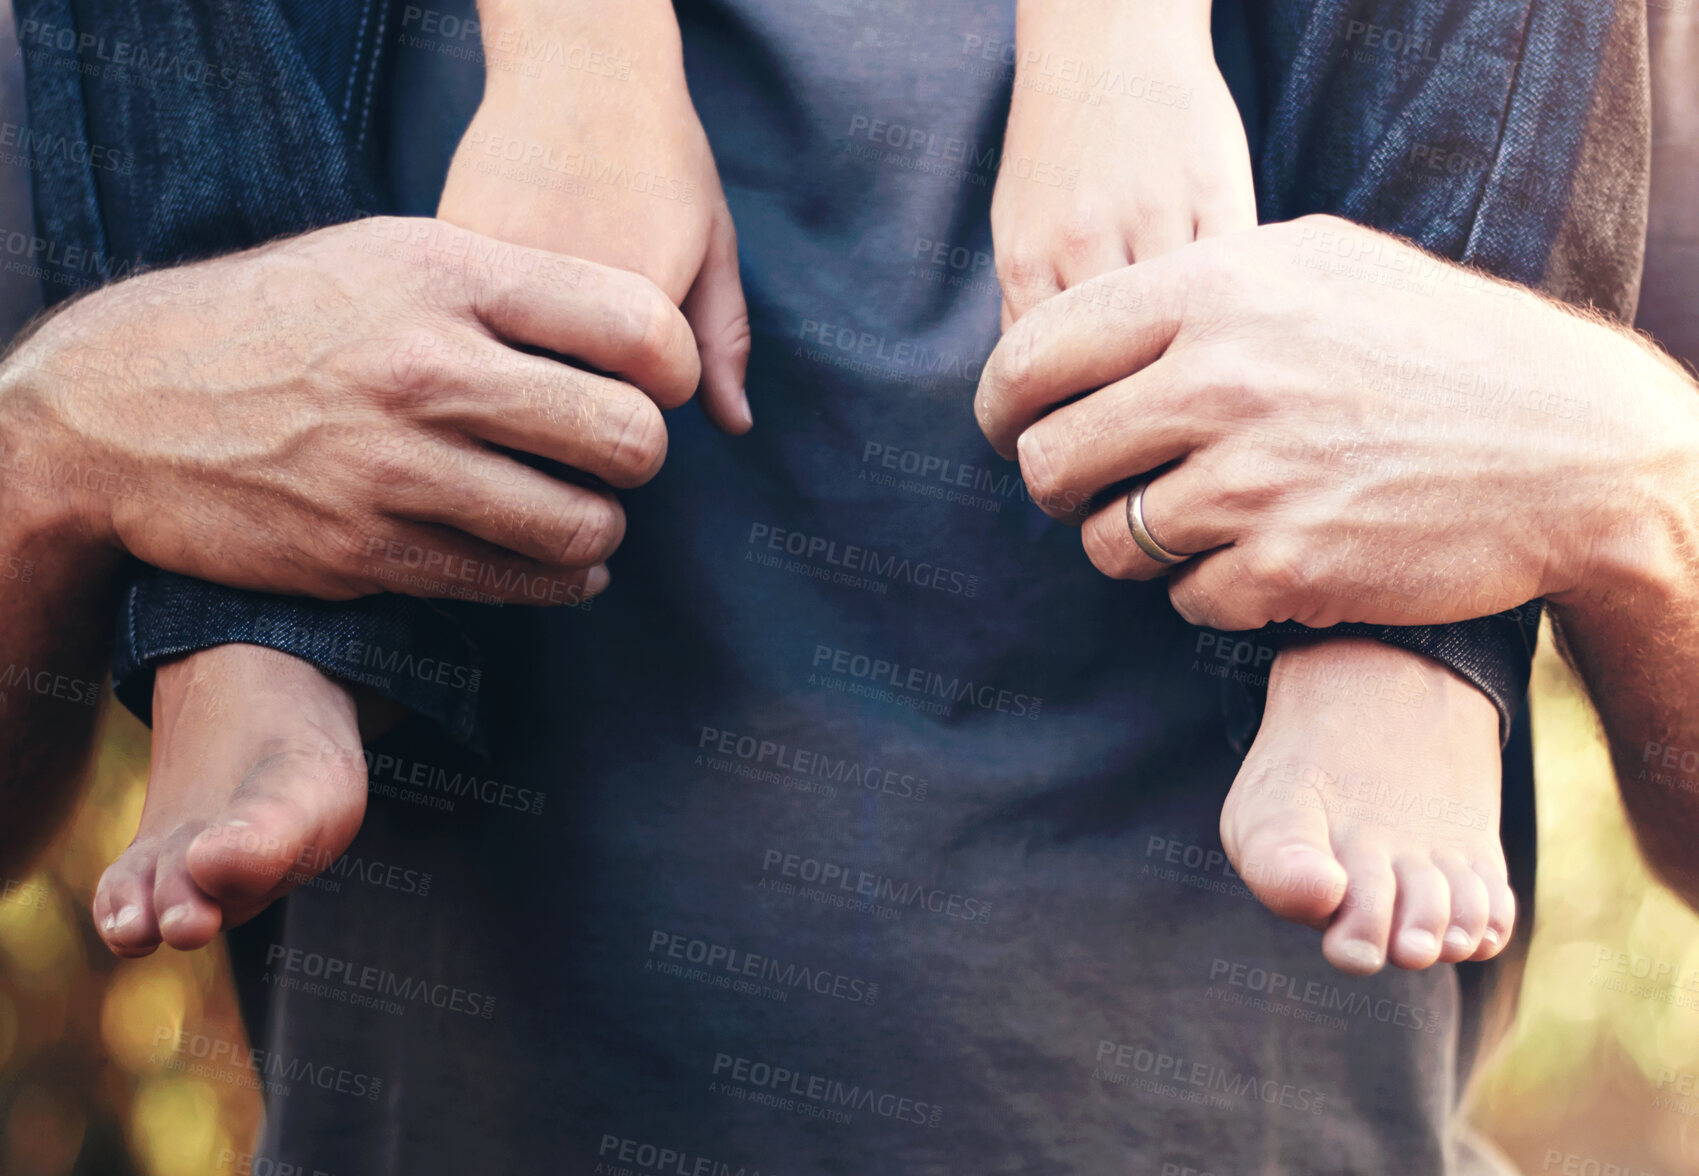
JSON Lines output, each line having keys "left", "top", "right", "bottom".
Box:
{"left": 93, "top": 644, "right": 366, "bottom": 957}
{"left": 1220, "top": 637, "right": 1515, "bottom": 976}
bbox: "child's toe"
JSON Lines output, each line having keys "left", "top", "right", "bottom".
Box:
{"left": 1322, "top": 848, "right": 1394, "bottom": 975}
{"left": 94, "top": 844, "right": 163, "bottom": 959}
{"left": 1387, "top": 855, "right": 1450, "bottom": 970}
{"left": 151, "top": 829, "right": 226, "bottom": 951}
{"left": 1433, "top": 851, "right": 1489, "bottom": 962}
{"left": 1222, "top": 764, "right": 1348, "bottom": 928}
{"left": 1470, "top": 866, "right": 1517, "bottom": 961}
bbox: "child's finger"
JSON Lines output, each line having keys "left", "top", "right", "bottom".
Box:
{"left": 683, "top": 204, "right": 753, "bottom": 436}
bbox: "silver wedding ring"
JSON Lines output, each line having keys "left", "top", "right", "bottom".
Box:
{"left": 1126, "top": 480, "right": 1186, "bottom": 565}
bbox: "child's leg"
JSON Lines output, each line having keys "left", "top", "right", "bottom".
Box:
{"left": 92, "top": 644, "right": 367, "bottom": 956}
{"left": 1221, "top": 637, "right": 1515, "bottom": 975}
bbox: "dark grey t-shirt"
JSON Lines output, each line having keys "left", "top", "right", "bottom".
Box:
{"left": 227, "top": 3, "right": 1511, "bottom": 1173}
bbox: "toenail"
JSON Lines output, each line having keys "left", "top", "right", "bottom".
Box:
{"left": 1398, "top": 929, "right": 1439, "bottom": 960}
{"left": 158, "top": 905, "right": 195, "bottom": 933}
{"left": 1340, "top": 941, "right": 1382, "bottom": 971}
{"left": 1444, "top": 927, "right": 1474, "bottom": 953}
{"left": 104, "top": 904, "right": 141, "bottom": 935}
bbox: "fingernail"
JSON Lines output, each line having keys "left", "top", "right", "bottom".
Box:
{"left": 1482, "top": 927, "right": 1502, "bottom": 949}
{"left": 734, "top": 388, "right": 753, "bottom": 430}
{"left": 157, "top": 905, "right": 194, "bottom": 934}
{"left": 586, "top": 564, "right": 611, "bottom": 595}
{"left": 1444, "top": 927, "right": 1475, "bottom": 953}
{"left": 104, "top": 904, "right": 141, "bottom": 936}
{"left": 1339, "top": 941, "right": 1383, "bottom": 972}
{"left": 1398, "top": 929, "right": 1439, "bottom": 960}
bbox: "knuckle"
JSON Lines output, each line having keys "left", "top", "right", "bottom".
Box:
{"left": 1080, "top": 521, "right": 1134, "bottom": 580}
{"left": 362, "top": 435, "right": 421, "bottom": 496}
{"left": 1198, "top": 350, "right": 1278, "bottom": 420}
{"left": 604, "top": 396, "right": 669, "bottom": 486}
{"left": 379, "top": 330, "right": 452, "bottom": 405}
{"left": 553, "top": 496, "right": 626, "bottom": 566}
{"left": 323, "top": 522, "right": 377, "bottom": 579}
{"left": 1056, "top": 214, "right": 1106, "bottom": 266}
{"left": 995, "top": 249, "right": 1059, "bottom": 308}
{"left": 1166, "top": 579, "right": 1214, "bottom": 627}
{"left": 617, "top": 280, "right": 681, "bottom": 371}
{"left": 1249, "top": 538, "right": 1315, "bottom": 604}
{"left": 1015, "top": 429, "right": 1065, "bottom": 516}
{"left": 983, "top": 322, "right": 1038, "bottom": 421}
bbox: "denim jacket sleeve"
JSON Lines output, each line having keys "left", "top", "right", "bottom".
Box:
{"left": 111, "top": 569, "right": 489, "bottom": 751}
{"left": 37, "top": 0, "right": 1645, "bottom": 757}
{"left": 1210, "top": 0, "right": 1647, "bottom": 750}
{"left": 15, "top": 0, "right": 503, "bottom": 745}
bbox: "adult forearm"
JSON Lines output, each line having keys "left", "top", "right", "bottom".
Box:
{"left": 0, "top": 357, "right": 124, "bottom": 874}
{"left": 1548, "top": 359, "right": 1699, "bottom": 906}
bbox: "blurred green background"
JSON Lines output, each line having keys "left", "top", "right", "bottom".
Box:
{"left": 2, "top": 621, "right": 1696, "bottom": 1174}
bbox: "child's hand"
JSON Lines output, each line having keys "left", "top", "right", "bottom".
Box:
{"left": 1220, "top": 638, "right": 1516, "bottom": 976}
{"left": 439, "top": 2, "right": 751, "bottom": 432}
{"left": 992, "top": 0, "right": 1254, "bottom": 325}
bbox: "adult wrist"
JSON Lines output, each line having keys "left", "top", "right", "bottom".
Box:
{"left": 0, "top": 334, "right": 123, "bottom": 567}
{"left": 1546, "top": 337, "right": 1699, "bottom": 609}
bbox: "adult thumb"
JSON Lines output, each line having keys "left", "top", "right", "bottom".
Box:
{"left": 682, "top": 203, "right": 753, "bottom": 435}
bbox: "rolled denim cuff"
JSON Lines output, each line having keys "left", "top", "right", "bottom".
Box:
{"left": 112, "top": 570, "right": 487, "bottom": 752}
{"left": 1221, "top": 607, "right": 1542, "bottom": 754}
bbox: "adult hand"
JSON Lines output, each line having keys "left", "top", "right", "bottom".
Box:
{"left": 975, "top": 215, "right": 1693, "bottom": 629}
{"left": 3, "top": 215, "right": 700, "bottom": 604}
{"left": 440, "top": 0, "right": 751, "bottom": 431}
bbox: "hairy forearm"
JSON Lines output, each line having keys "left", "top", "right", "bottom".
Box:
{"left": 1548, "top": 355, "right": 1699, "bottom": 905}
{"left": 0, "top": 351, "right": 124, "bottom": 874}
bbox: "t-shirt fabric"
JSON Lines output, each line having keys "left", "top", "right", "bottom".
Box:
{"left": 223, "top": 3, "right": 1523, "bottom": 1174}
